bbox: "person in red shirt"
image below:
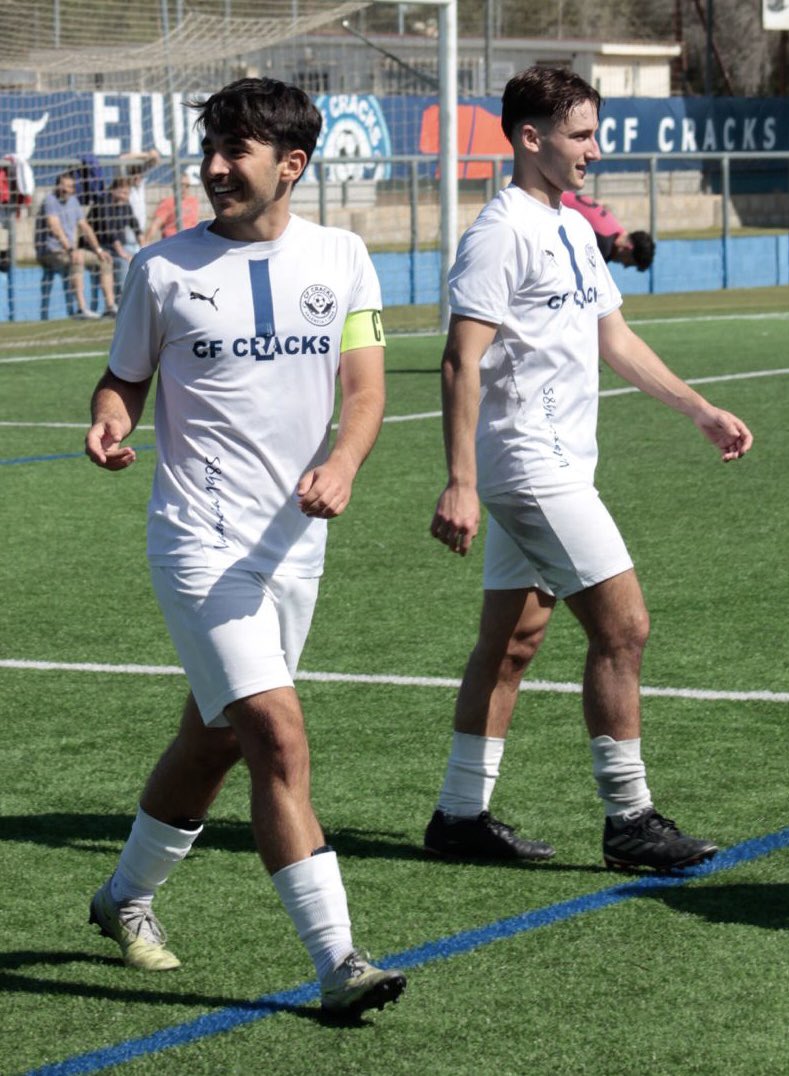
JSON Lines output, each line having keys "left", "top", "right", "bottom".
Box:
{"left": 142, "top": 171, "right": 201, "bottom": 244}
{"left": 561, "top": 191, "right": 655, "bottom": 271}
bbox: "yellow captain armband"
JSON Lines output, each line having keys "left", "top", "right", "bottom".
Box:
{"left": 340, "top": 309, "right": 386, "bottom": 352}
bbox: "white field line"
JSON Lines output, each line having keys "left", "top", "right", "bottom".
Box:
{"left": 0, "top": 349, "right": 106, "bottom": 365}
{"left": 1, "top": 367, "right": 788, "bottom": 434}
{"left": 1, "top": 309, "right": 789, "bottom": 365}
{"left": 1, "top": 658, "right": 786, "bottom": 703}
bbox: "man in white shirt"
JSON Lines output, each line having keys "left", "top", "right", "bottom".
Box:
{"left": 85, "top": 77, "right": 404, "bottom": 1016}
{"left": 425, "top": 66, "right": 752, "bottom": 872}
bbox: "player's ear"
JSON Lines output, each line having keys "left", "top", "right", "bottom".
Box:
{"left": 280, "top": 148, "right": 308, "bottom": 183}
{"left": 518, "top": 122, "right": 541, "bottom": 154}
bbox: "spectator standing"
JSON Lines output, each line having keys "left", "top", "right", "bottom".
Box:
{"left": 142, "top": 171, "right": 201, "bottom": 245}
{"left": 120, "top": 148, "right": 160, "bottom": 232}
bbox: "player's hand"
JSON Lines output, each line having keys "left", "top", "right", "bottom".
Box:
{"left": 85, "top": 421, "right": 137, "bottom": 470}
{"left": 297, "top": 458, "right": 355, "bottom": 518}
{"left": 430, "top": 483, "right": 479, "bottom": 556}
{"left": 694, "top": 407, "right": 753, "bottom": 462}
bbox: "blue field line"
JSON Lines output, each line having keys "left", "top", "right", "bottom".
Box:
{"left": 0, "top": 445, "right": 156, "bottom": 467}
{"left": 25, "top": 826, "right": 789, "bottom": 1076}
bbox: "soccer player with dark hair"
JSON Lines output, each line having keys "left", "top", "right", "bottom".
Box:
{"left": 85, "top": 77, "right": 404, "bottom": 1015}
{"left": 425, "top": 66, "right": 752, "bottom": 871}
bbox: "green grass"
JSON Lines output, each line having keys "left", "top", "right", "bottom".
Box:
{"left": 1, "top": 291, "right": 788, "bottom": 1075}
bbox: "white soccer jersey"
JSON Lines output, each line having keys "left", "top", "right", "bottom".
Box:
{"left": 449, "top": 185, "right": 622, "bottom": 497}
{"left": 109, "top": 215, "right": 382, "bottom": 576}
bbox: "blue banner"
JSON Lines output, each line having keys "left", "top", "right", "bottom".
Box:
{"left": 1, "top": 90, "right": 788, "bottom": 181}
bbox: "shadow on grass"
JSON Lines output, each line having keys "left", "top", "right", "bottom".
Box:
{"left": 0, "top": 813, "right": 605, "bottom": 872}
{"left": 0, "top": 951, "right": 393, "bottom": 1029}
{"left": 0, "top": 949, "right": 320, "bottom": 1018}
{"left": 636, "top": 883, "right": 789, "bottom": 931}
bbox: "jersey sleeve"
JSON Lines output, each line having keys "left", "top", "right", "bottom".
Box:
{"left": 108, "top": 257, "right": 164, "bottom": 381}
{"left": 449, "top": 217, "right": 526, "bottom": 325}
{"left": 347, "top": 233, "right": 383, "bottom": 314}
{"left": 595, "top": 247, "right": 623, "bottom": 319}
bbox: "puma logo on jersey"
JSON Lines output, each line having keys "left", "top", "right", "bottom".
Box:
{"left": 190, "top": 288, "right": 220, "bottom": 310}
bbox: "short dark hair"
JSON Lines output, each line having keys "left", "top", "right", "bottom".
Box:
{"left": 501, "top": 66, "right": 602, "bottom": 145}
{"left": 191, "top": 77, "right": 322, "bottom": 165}
{"left": 629, "top": 230, "right": 655, "bottom": 271}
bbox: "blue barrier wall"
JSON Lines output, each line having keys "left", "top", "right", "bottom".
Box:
{"left": 1, "top": 234, "right": 787, "bottom": 321}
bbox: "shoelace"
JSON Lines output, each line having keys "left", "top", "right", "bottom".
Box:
{"left": 480, "top": 812, "right": 516, "bottom": 837}
{"left": 116, "top": 900, "right": 167, "bottom": 945}
{"left": 337, "top": 949, "right": 371, "bottom": 977}
{"left": 639, "top": 810, "right": 680, "bottom": 837}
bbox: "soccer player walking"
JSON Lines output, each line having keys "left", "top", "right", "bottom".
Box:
{"left": 85, "top": 78, "right": 404, "bottom": 1015}
{"left": 425, "top": 67, "right": 752, "bottom": 871}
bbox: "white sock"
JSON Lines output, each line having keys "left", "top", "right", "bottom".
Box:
{"left": 437, "top": 731, "right": 505, "bottom": 818}
{"left": 590, "top": 735, "right": 652, "bottom": 820}
{"left": 271, "top": 849, "right": 353, "bottom": 983}
{"left": 110, "top": 806, "right": 203, "bottom": 904}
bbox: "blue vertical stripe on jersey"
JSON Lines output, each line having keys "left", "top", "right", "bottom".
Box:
{"left": 248, "top": 260, "right": 275, "bottom": 337}
{"left": 558, "top": 225, "right": 585, "bottom": 291}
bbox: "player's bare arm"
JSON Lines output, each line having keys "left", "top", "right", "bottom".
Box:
{"left": 297, "top": 343, "right": 385, "bottom": 519}
{"left": 598, "top": 308, "right": 753, "bottom": 462}
{"left": 431, "top": 314, "right": 498, "bottom": 556}
{"left": 86, "top": 368, "right": 153, "bottom": 470}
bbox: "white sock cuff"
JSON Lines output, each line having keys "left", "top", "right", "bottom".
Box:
{"left": 452, "top": 731, "right": 505, "bottom": 762}
{"left": 589, "top": 736, "right": 651, "bottom": 817}
{"left": 111, "top": 806, "right": 202, "bottom": 901}
{"left": 271, "top": 849, "right": 342, "bottom": 903}
{"left": 133, "top": 806, "right": 204, "bottom": 853}
{"left": 271, "top": 850, "right": 352, "bottom": 981}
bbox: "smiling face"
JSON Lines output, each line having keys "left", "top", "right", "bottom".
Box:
{"left": 200, "top": 125, "right": 307, "bottom": 242}
{"left": 516, "top": 99, "right": 601, "bottom": 207}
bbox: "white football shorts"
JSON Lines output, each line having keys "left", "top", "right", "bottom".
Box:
{"left": 482, "top": 482, "right": 633, "bottom": 599}
{"left": 150, "top": 564, "right": 320, "bottom": 726}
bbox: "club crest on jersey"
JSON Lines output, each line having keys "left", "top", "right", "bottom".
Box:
{"left": 301, "top": 284, "right": 337, "bottom": 326}
{"left": 585, "top": 244, "right": 597, "bottom": 269}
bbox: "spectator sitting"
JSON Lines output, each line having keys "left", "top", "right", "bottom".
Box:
{"left": 87, "top": 177, "right": 142, "bottom": 298}
{"left": 561, "top": 191, "right": 655, "bottom": 271}
{"left": 142, "top": 171, "right": 201, "bottom": 245}
{"left": 34, "top": 171, "right": 115, "bottom": 320}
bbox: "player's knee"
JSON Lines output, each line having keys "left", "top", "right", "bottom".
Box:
{"left": 232, "top": 702, "right": 309, "bottom": 779}
{"left": 184, "top": 726, "right": 242, "bottom": 775}
{"left": 473, "top": 622, "right": 545, "bottom": 683}
{"left": 507, "top": 621, "right": 546, "bottom": 671}
{"left": 593, "top": 607, "right": 650, "bottom": 659}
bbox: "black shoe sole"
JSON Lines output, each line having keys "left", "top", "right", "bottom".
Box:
{"left": 322, "top": 973, "right": 406, "bottom": 1016}
{"left": 424, "top": 842, "right": 556, "bottom": 862}
{"left": 604, "top": 846, "right": 718, "bottom": 873}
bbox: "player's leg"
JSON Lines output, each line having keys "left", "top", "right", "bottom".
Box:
{"left": 565, "top": 563, "right": 717, "bottom": 871}
{"left": 89, "top": 693, "right": 241, "bottom": 970}
{"left": 425, "top": 517, "right": 557, "bottom": 861}
{"left": 248, "top": 574, "right": 405, "bottom": 1014}
{"left": 91, "top": 565, "right": 405, "bottom": 1010}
